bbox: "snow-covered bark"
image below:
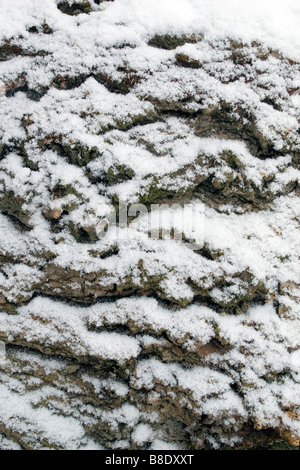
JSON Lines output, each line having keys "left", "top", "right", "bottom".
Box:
{"left": 0, "top": 0, "right": 299, "bottom": 450}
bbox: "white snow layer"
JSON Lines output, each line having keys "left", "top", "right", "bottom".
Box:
{"left": 0, "top": 0, "right": 299, "bottom": 451}
{"left": 0, "top": 0, "right": 300, "bottom": 60}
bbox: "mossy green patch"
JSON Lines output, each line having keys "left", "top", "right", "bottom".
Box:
{"left": 148, "top": 34, "right": 198, "bottom": 50}
{"left": 0, "top": 189, "right": 32, "bottom": 229}
{"left": 106, "top": 164, "right": 135, "bottom": 184}
{"left": 57, "top": 1, "right": 92, "bottom": 15}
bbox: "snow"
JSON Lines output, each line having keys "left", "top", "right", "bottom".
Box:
{"left": 0, "top": 0, "right": 300, "bottom": 452}
{"left": 0, "top": 1, "right": 300, "bottom": 60}
{"left": 0, "top": 297, "right": 141, "bottom": 363}
{"left": 0, "top": 381, "right": 93, "bottom": 449}
{"left": 131, "top": 423, "right": 154, "bottom": 445}
{"left": 0, "top": 295, "right": 299, "bottom": 446}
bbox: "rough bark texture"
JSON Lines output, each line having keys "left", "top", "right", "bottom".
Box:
{"left": 0, "top": 0, "right": 299, "bottom": 451}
